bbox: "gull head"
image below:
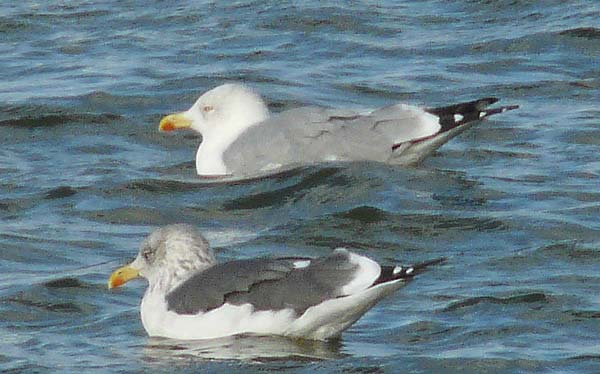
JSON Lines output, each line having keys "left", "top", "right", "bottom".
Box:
{"left": 108, "top": 224, "right": 217, "bottom": 291}
{"left": 159, "top": 83, "right": 270, "bottom": 138}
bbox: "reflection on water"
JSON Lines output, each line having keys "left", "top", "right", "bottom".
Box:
{"left": 143, "top": 334, "right": 346, "bottom": 362}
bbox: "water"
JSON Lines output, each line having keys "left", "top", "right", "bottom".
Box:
{"left": 1, "top": 1, "right": 599, "bottom": 372}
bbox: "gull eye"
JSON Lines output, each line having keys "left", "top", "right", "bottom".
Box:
{"left": 202, "top": 105, "right": 214, "bottom": 113}
{"left": 141, "top": 247, "right": 154, "bottom": 262}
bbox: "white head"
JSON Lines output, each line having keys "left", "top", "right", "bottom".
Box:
{"left": 159, "top": 83, "right": 269, "bottom": 139}
{"left": 108, "top": 224, "right": 217, "bottom": 292}
{"left": 159, "top": 84, "right": 270, "bottom": 176}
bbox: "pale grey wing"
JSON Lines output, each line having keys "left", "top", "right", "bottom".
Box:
{"left": 365, "top": 103, "right": 441, "bottom": 144}
{"left": 166, "top": 258, "right": 298, "bottom": 314}
{"left": 222, "top": 106, "right": 394, "bottom": 174}
{"left": 288, "top": 104, "right": 441, "bottom": 157}
{"left": 165, "top": 251, "right": 366, "bottom": 315}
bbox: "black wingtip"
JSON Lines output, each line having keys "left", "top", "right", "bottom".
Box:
{"left": 374, "top": 257, "right": 447, "bottom": 285}
{"left": 426, "top": 97, "right": 518, "bottom": 133}
{"left": 410, "top": 257, "right": 447, "bottom": 275}
{"left": 479, "top": 104, "right": 520, "bottom": 118}
{"left": 426, "top": 97, "right": 500, "bottom": 117}
{"left": 474, "top": 97, "right": 500, "bottom": 109}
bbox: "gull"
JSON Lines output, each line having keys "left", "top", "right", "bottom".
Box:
{"left": 108, "top": 224, "right": 444, "bottom": 340}
{"left": 159, "top": 83, "right": 517, "bottom": 177}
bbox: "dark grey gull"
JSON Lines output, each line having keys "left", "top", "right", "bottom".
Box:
{"left": 108, "top": 224, "right": 444, "bottom": 340}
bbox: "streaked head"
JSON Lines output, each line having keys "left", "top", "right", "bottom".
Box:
{"left": 108, "top": 224, "right": 216, "bottom": 291}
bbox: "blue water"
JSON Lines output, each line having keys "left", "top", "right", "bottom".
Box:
{"left": 1, "top": 1, "right": 599, "bottom": 372}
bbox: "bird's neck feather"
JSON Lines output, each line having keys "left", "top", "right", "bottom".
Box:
{"left": 147, "top": 261, "right": 214, "bottom": 294}
{"left": 196, "top": 112, "right": 268, "bottom": 176}
{"left": 196, "top": 141, "right": 228, "bottom": 176}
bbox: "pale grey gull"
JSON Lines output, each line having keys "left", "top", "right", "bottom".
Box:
{"left": 159, "top": 83, "right": 518, "bottom": 177}
{"left": 108, "top": 224, "right": 444, "bottom": 340}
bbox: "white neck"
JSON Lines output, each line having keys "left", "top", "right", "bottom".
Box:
{"left": 196, "top": 139, "right": 229, "bottom": 176}
{"left": 195, "top": 127, "right": 241, "bottom": 176}
{"left": 146, "top": 270, "right": 178, "bottom": 297}
{"left": 195, "top": 118, "right": 264, "bottom": 176}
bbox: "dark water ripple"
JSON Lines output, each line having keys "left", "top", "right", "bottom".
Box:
{"left": 1, "top": 0, "right": 600, "bottom": 372}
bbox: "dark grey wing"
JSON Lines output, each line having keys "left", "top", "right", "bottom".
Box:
{"left": 166, "top": 258, "right": 300, "bottom": 314}
{"left": 225, "top": 250, "right": 362, "bottom": 315}
{"left": 166, "top": 251, "right": 367, "bottom": 316}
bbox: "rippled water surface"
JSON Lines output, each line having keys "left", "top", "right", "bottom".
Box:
{"left": 1, "top": 1, "right": 599, "bottom": 372}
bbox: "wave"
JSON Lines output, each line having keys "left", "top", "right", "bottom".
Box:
{"left": 444, "top": 292, "right": 548, "bottom": 312}
{"left": 0, "top": 104, "right": 121, "bottom": 128}
{"left": 559, "top": 27, "right": 600, "bottom": 39}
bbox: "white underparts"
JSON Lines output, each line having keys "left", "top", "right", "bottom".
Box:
{"left": 285, "top": 280, "right": 405, "bottom": 340}
{"left": 140, "top": 280, "right": 405, "bottom": 340}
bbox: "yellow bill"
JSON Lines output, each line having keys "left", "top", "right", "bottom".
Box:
{"left": 108, "top": 264, "right": 140, "bottom": 289}
{"left": 159, "top": 112, "right": 192, "bottom": 132}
